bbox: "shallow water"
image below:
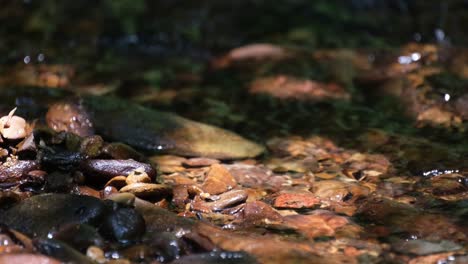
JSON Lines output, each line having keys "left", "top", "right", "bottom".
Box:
{"left": 0, "top": 1, "right": 467, "bottom": 263}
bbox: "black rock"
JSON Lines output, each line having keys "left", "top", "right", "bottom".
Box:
{"left": 34, "top": 238, "right": 95, "bottom": 264}
{"left": 0, "top": 194, "right": 107, "bottom": 237}
{"left": 100, "top": 207, "right": 146, "bottom": 243}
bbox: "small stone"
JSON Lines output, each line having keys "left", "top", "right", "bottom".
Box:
{"left": 125, "top": 168, "right": 152, "bottom": 185}
{"left": 120, "top": 183, "right": 171, "bottom": 199}
{"left": 0, "top": 159, "right": 40, "bottom": 184}
{"left": 80, "top": 159, "right": 156, "bottom": 181}
{"left": 243, "top": 201, "right": 283, "bottom": 226}
{"left": 0, "top": 253, "right": 61, "bottom": 264}
{"left": 0, "top": 109, "right": 29, "bottom": 140}
{"left": 105, "top": 176, "right": 127, "bottom": 190}
{"left": 86, "top": 246, "right": 106, "bottom": 263}
{"left": 150, "top": 155, "right": 187, "bottom": 174}
{"left": 183, "top": 157, "right": 220, "bottom": 167}
{"left": 273, "top": 192, "right": 320, "bottom": 209}
{"left": 202, "top": 164, "right": 237, "bottom": 195}
{"left": 101, "top": 207, "right": 146, "bottom": 242}
{"left": 102, "top": 143, "right": 145, "bottom": 161}
{"left": 80, "top": 135, "right": 103, "bottom": 158}
{"left": 192, "top": 189, "right": 248, "bottom": 212}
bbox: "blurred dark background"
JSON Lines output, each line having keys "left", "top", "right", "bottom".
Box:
{"left": 1, "top": 0, "right": 467, "bottom": 63}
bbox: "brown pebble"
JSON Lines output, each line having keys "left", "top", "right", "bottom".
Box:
{"left": 273, "top": 192, "right": 320, "bottom": 209}
{"left": 243, "top": 201, "right": 283, "bottom": 225}
{"left": 202, "top": 164, "right": 237, "bottom": 195}
{"left": 120, "top": 183, "right": 171, "bottom": 199}
{"left": 0, "top": 253, "right": 61, "bottom": 264}
{"left": 192, "top": 189, "right": 248, "bottom": 212}
{"left": 183, "top": 157, "right": 220, "bottom": 167}
{"left": 0, "top": 159, "right": 40, "bottom": 184}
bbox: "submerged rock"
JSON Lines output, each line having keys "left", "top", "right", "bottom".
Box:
{"left": 171, "top": 251, "right": 258, "bottom": 264}
{"left": 46, "top": 96, "right": 264, "bottom": 160}
{"left": 0, "top": 194, "right": 106, "bottom": 237}
{"left": 0, "top": 253, "right": 60, "bottom": 264}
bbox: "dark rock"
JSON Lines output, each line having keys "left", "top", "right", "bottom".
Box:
{"left": 44, "top": 171, "right": 74, "bottom": 193}
{"left": 102, "top": 142, "right": 145, "bottom": 161}
{"left": 79, "top": 135, "right": 103, "bottom": 158}
{"left": 0, "top": 160, "right": 40, "bottom": 185}
{"left": 51, "top": 223, "right": 104, "bottom": 252}
{"left": 34, "top": 238, "right": 95, "bottom": 264}
{"left": 80, "top": 159, "right": 156, "bottom": 181}
{"left": 47, "top": 96, "right": 264, "bottom": 159}
{"left": 100, "top": 207, "right": 146, "bottom": 243}
{"left": 0, "top": 194, "right": 107, "bottom": 237}
{"left": 147, "top": 232, "right": 187, "bottom": 262}
{"left": 170, "top": 251, "right": 258, "bottom": 264}
{"left": 40, "top": 148, "right": 84, "bottom": 171}
{"left": 46, "top": 99, "right": 94, "bottom": 137}
{"left": 134, "top": 198, "right": 195, "bottom": 235}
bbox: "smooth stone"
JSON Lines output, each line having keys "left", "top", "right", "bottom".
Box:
{"left": 202, "top": 164, "right": 237, "bottom": 195}
{"left": 170, "top": 251, "right": 258, "bottom": 264}
{"left": 0, "top": 160, "right": 40, "bottom": 184}
{"left": 55, "top": 96, "right": 265, "bottom": 160}
{"left": 51, "top": 223, "right": 104, "bottom": 252}
{"left": 34, "top": 238, "right": 95, "bottom": 264}
{"left": 100, "top": 207, "right": 146, "bottom": 243}
{"left": 134, "top": 198, "right": 195, "bottom": 235}
{"left": 0, "top": 194, "right": 107, "bottom": 237}
{"left": 0, "top": 253, "right": 61, "bottom": 264}
{"left": 80, "top": 159, "right": 156, "bottom": 181}
{"left": 120, "top": 183, "right": 171, "bottom": 199}
{"left": 391, "top": 239, "right": 462, "bottom": 255}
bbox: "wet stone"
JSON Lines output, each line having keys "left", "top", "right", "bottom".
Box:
{"left": 100, "top": 207, "right": 146, "bottom": 243}
{"left": 183, "top": 157, "right": 220, "bottom": 167}
{"left": 0, "top": 159, "right": 40, "bottom": 185}
{"left": 0, "top": 253, "right": 61, "bottom": 264}
{"left": 150, "top": 155, "right": 187, "bottom": 174}
{"left": 202, "top": 164, "right": 237, "bottom": 195}
{"left": 34, "top": 238, "right": 95, "bottom": 264}
{"left": 273, "top": 192, "right": 320, "bottom": 209}
{"left": 145, "top": 231, "right": 188, "bottom": 262}
{"left": 192, "top": 190, "right": 248, "bottom": 212}
{"left": 281, "top": 212, "right": 352, "bottom": 240}
{"left": 46, "top": 100, "right": 94, "bottom": 137}
{"left": 0, "top": 194, "right": 107, "bottom": 237}
{"left": 80, "top": 159, "right": 156, "bottom": 181}
{"left": 171, "top": 250, "right": 258, "bottom": 264}
{"left": 102, "top": 142, "right": 145, "bottom": 161}
{"left": 242, "top": 201, "right": 283, "bottom": 226}
{"left": 125, "top": 168, "right": 152, "bottom": 185}
{"left": 120, "top": 183, "right": 171, "bottom": 199}
{"left": 391, "top": 239, "right": 462, "bottom": 255}
{"left": 80, "top": 96, "right": 265, "bottom": 159}
{"left": 51, "top": 223, "right": 104, "bottom": 252}
{"left": 79, "top": 135, "right": 103, "bottom": 158}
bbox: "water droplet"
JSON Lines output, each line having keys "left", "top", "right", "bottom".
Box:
{"left": 413, "top": 32, "right": 422, "bottom": 42}
{"left": 23, "top": 55, "right": 31, "bottom": 64}
{"left": 444, "top": 93, "right": 451, "bottom": 102}
{"left": 37, "top": 53, "right": 45, "bottom": 62}
{"left": 411, "top": 52, "right": 421, "bottom": 61}
{"left": 435, "top": 28, "right": 445, "bottom": 42}
{"left": 398, "top": 56, "right": 412, "bottom": 65}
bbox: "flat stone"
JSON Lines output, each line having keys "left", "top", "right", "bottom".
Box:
{"left": 80, "top": 159, "right": 156, "bottom": 181}
{"left": 202, "top": 164, "right": 237, "bottom": 195}
{"left": 0, "top": 194, "right": 107, "bottom": 237}
{"left": 273, "top": 192, "right": 320, "bottom": 209}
